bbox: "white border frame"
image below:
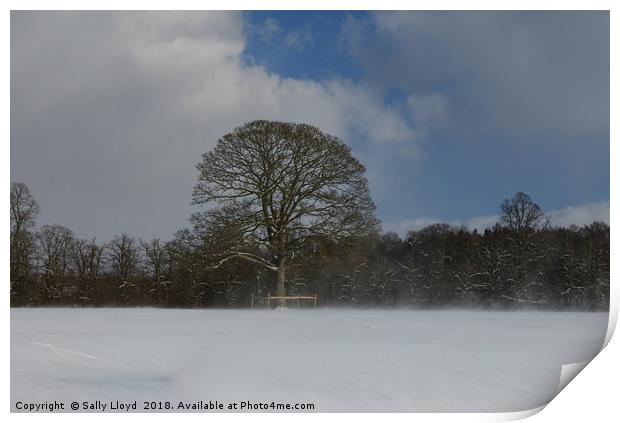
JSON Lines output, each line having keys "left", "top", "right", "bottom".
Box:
{"left": 3, "top": 2, "right": 616, "bottom": 422}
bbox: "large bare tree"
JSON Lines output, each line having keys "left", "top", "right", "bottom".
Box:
{"left": 192, "top": 120, "right": 378, "bottom": 303}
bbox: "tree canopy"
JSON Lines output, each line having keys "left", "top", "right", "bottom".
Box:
{"left": 192, "top": 120, "right": 379, "bottom": 300}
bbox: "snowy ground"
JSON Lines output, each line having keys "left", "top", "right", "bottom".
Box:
{"left": 11, "top": 308, "right": 608, "bottom": 412}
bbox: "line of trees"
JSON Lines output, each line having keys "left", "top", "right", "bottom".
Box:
{"left": 10, "top": 182, "right": 609, "bottom": 310}
{"left": 10, "top": 121, "right": 609, "bottom": 310}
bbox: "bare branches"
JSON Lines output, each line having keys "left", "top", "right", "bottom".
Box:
{"left": 72, "top": 237, "right": 104, "bottom": 293}
{"left": 210, "top": 251, "right": 278, "bottom": 272}
{"left": 500, "top": 192, "right": 544, "bottom": 233}
{"left": 193, "top": 122, "right": 377, "bottom": 241}
{"left": 108, "top": 234, "right": 140, "bottom": 283}
{"left": 10, "top": 182, "right": 40, "bottom": 240}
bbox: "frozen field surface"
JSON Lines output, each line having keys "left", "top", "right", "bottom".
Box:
{"left": 11, "top": 308, "right": 608, "bottom": 412}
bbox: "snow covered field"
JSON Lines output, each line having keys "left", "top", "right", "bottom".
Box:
{"left": 11, "top": 308, "right": 608, "bottom": 412}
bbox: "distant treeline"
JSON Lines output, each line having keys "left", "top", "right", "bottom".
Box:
{"left": 11, "top": 183, "right": 609, "bottom": 310}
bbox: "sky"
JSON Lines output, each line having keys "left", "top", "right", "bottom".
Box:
{"left": 11, "top": 11, "right": 609, "bottom": 240}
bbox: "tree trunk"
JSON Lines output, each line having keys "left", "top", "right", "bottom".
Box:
{"left": 276, "top": 257, "right": 286, "bottom": 307}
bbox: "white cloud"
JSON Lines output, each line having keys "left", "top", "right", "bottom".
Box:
{"left": 548, "top": 200, "right": 609, "bottom": 228}
{"left": 382, "top": 215, "right": 498, "bottom": 238}
{"left": 383, "top": 201, "right": 609, "bottom": 238}
{"left": 11, "top": 11, "right": 417, "bottom": 240}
